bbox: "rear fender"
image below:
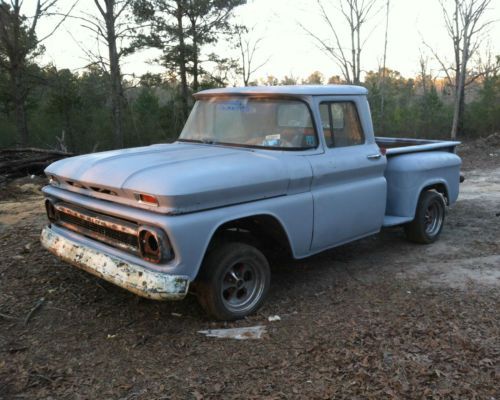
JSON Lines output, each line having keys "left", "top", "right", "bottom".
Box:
{"left": 384, "top": 151, "right": 461, "bottom": 219}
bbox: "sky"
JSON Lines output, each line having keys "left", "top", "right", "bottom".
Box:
{"left": 32, "top": 0, "right": 500, "bottom": 84}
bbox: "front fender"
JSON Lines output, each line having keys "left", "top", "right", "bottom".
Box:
{"left": 166, "top": 192, "right": 314, "bottom": 280}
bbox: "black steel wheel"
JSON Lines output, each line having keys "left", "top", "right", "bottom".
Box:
{"left": 196, "top": 242, "right": 270, "bottom": 320}
{"left": 405, "top": 190, "right": 446, "bottom": 244}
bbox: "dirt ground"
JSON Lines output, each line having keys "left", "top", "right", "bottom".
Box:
{"left": 0, "top": 136, "right": 499, "bottom": 399}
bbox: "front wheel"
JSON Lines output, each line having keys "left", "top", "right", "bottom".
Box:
{"left": 196, "top": 242, "right": 270, "bottom": 320}
{"left": 404, "top": 190, "right": 446, "bottom": 244}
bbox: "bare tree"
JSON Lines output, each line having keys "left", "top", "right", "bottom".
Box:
{"left": 301, "top": 0, "right": 379, "bottom": 84}
{"left": 77, "top": 0, "right": 134, "bottom": 148}
{"left": 234, "top": 25, "right": 269, "bottom": 86}
{"left": 426, "top": 0, "right": 495, "bottom": 139}
{"left": 418, "top": 54, "right": 430, "bottom": 96}
{"left": 473, "top": 48, "right": 500, "bottom": 80}
{"left": 0, "top": 0, "right": 75, "bottom": 146}
{"left": 378, "top": 0, "right": 389, "bottom": 130}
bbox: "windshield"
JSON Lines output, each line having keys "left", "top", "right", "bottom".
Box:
{"left": 179, "top": 97, "right": 318, "bottom": 150}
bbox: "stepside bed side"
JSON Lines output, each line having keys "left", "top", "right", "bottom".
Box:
{"left": 383, "top": 151, "right": 462, "bottom": 226}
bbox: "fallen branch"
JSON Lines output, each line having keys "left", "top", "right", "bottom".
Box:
{"left": 0, "top": 147, "right": 73, "bottom": 156}
{"left": 0, "top": 312, "right": 19, "bottom": 320}
{"left": 0, "top": 155, "right": 61, "bottom": 170}
{"left": 0, "top": 147, "right": 73, "bottom": 185}
{"left": 24, "top": 298, "right": 45, "bottom": 326}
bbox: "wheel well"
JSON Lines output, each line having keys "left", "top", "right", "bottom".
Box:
{"left": 209, "top": 215, "right": 293, "bottom": 259}
{"left": 423, "top": 183, "right": 449, "bottom": 205}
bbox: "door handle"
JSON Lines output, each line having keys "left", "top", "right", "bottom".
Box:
{"left": 367, "top": 153, "right": 382, "bottom": 160}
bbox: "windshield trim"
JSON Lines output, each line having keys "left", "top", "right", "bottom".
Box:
{"left": 178, "top": 95, "right": 320, "bottom": 152}
{"left": 177, "top": 138, "right": 316, "bottom": 151}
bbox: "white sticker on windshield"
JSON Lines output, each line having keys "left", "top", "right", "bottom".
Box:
{"left": 217, "top": 101, "right": 251, "bottom": 113}
{"left": 263, "top": 134, "right": 281, "bottom": 146}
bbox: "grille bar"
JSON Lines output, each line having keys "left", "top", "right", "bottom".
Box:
{"left": 53, "top": 202, "right": 140, "bottom": 254}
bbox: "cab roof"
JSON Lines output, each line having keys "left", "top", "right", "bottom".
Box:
{"left": 194, "top": 84, "right": 368, "bottom": 98}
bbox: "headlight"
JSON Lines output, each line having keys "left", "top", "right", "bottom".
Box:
{"left": 138, "top": 226, "right": 173, "bottom": 263}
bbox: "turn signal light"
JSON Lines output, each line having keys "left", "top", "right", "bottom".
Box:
{"left": 138, "top": 193, "right": 159, "bottom": 206}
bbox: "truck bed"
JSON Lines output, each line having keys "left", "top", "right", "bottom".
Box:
{"left": 379, "top": 136, "right": 462, "bottom": 227}
{"left": 376, "top": 137, "right": 460, "bottom": 156}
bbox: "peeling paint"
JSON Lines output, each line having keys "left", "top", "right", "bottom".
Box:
{"left": 40, "top": 226, "right": 189, "bottom": 300}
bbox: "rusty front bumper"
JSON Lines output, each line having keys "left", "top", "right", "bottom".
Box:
{"left": 40, "top": 225, "right": 189, "bottom": 300}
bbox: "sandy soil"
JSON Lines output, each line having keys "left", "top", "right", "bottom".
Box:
{"left": 0, "top": 139, "right": 499, "bottom": 399}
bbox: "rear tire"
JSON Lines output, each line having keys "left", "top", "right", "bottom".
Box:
{"left": 196, "top": 242, "right": 270, "bottom": 320}
{"left": 404, "top": 190, "right": 446, "bottom": 244}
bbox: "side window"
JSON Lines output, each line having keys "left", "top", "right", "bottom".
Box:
{"left": 319, "top": 103, "right": 333, "bottom": 146}
{"left": 320, "top": 102, "right": 364, "bottom": 147}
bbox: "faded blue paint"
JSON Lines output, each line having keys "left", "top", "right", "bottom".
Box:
{"left": 41, "top": 85, "right": 462, "bottom": 293}
{"left": 383, "top": 151, "right": 461, "bottom": 219}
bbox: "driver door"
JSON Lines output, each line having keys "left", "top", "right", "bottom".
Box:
{"left": 308, "top": 99, "right": 387, "bottom": 251}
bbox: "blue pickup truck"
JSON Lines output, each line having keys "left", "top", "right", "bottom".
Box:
{"left": 41, "top": 85, "right": 462, "bottom": 320}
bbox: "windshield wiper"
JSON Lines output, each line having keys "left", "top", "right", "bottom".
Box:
{"left": 178, "top": 137, "right": 218, "bottom": 145}
{"left": 199, "top": 137, "right": 218, "bottom": 144}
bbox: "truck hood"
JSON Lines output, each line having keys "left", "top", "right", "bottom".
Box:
{"left": 45, "top": 142, "right": 302, "bottom": 214}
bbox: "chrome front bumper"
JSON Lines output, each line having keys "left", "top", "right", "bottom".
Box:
{"left": 40, "top": 225, "right": 189, "bottom": 300}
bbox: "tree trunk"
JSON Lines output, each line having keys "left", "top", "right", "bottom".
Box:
{"left": 238, "top": 32, "right": 249, "bottom": 85}
{"left": 105, "top": 4, "right": 124, "bottom": 149}
{"left": 176, "top": 6, "right": 189, "bottom": 120}
{"left": 457, "top": 84, "right": 465, "bottom": 136}
{"left": 451, "top": 42, "right": 468, "bottom": 139}
{"left": 190, "top": 20, "right": 199, "bottom": 92}
{"left": 192, "top": 39, "right": 199, "bottom": 92}
{"left": 9, "top": 2, "right": 29, "bottom": 146}
{"left": 450, "top": 91, "right": 460, "bottom": 140}
{"left": 13, "top": 93, "right": 29, "bottom": 146}
{"left": 350, "top": 26, "right": 356, "bottom": 83}
{"left": 12, "top": 70, "right": 29, "bottom": 146}
{"left": 380, "top": 0, "right": 390, "bottom": 134}
{"left": 355, "top": 24, "right": 361, "bottom": 84}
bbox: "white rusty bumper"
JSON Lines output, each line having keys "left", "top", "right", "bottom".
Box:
{"left": 40, "top": 226, "right": 189, "bottom": 300}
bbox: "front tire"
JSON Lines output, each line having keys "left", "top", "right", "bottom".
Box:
{"left": 196, "top": 242, "right": 270, "bottom": 320}
{"left": 404, "top": 190, "right": 446, "bottom": 244}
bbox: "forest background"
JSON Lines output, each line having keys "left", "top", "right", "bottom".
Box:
{"left": 0, "top": 0, "right": 499, "bottom": 154}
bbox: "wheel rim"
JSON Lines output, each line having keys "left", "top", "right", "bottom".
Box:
{"left": 424, "top": 200, "right": 444, "bottom": 236}
{"left": 220, "top": 260, "right": 265, "bottom": 314}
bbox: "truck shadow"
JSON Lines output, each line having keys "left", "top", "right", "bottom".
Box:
{"left": 38, "top": 225, "right": 412, "bottom": 328}
{"left": 267, "top": 226, "right": 410, "bottom": 303}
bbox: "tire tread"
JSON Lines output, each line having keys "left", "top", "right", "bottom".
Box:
{"left": 404, "top": 190, "right": 445, "bottom": 244}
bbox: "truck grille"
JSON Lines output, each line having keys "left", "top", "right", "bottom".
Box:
{"left": 58, "top": 212, "right": 138, "bottom": 248}
{"left": 51, "top": 202, "right": 140, "bottom": 254}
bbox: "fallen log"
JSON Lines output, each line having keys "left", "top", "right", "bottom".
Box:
{"left": 0, "top": 154, "right": 61, "bottom": 170}
{"left": 0, "top": 147, "right": 73, "bottom": 184}
{"left": 0, "top": 147, "right": 72, "bottom": 156}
